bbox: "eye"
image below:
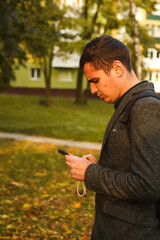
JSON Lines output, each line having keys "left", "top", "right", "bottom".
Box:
{"left": 93, "top": 79, "right": 99, "bottom": 83}
{"left": 88, "top": 78, "right": 99, "bottom": 84}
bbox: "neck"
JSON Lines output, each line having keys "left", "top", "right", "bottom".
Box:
{"left": 120, "top": 70, "right": 139, "bottom": 96}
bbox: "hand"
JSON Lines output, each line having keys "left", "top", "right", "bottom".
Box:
{"left": 65, "top": 154, "right": 92, "bottom": 181}
{"left": 82, "top": 154, "right": 98, "bottom": 164}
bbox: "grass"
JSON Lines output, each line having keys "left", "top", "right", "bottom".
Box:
{"left": 0, "top": 94, "right": 113, "bottom": 238}
{"left": 0, "top": 138, "right": 100, "bottom": 239}
{"left": 0, "top": 94, "right": 114, "bottom": 142}
{"left": 0, "top": 94, "right": 114, "bottom": 239}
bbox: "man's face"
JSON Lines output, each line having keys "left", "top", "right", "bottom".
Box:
{"left": 83, "top": 62, "right": 122, "bottom": 103}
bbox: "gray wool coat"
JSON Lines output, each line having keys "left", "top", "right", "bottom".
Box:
{"left": 84, "top": 81, "right": 160, "bottom": 240}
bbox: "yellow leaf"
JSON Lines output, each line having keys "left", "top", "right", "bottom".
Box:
{"left": 72, "top": 202, "right": 81, "bottom": 208}
{"left": 10, "top": 181, "right": 24, "bottom": 188}
{"left": 22, "top": 203, "right": 31, "bottom": 209}
{"left": 42, "top": 194, "right": 50, "bottom": 198}
{"left": 34, "top": 171, "right": 47, "bottom": 177}
{"left": 6, "top": 224, "right": 15, "bottom": 229}
{"left": 65, "top": 229, "right": 72, "bottom": 234}
{"left": 1, "top": 214, "right": 9, "bottom": 219}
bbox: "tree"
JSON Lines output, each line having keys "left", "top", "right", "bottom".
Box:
{"left": 0, "top": 0, "right": 69, "bottom": 106}
{"left": 21, "top": 0, "right": 64, "bottom": 106}
{"left": 116, "top": 0, "right": 156, "bottom": 80}
{"left": 129, "top": 0, "right": 142, "bottom": 80}
{"left": 23, "top": 0, "right": 77, "bottom": 106}
{"left": 0, "top": 0, "right": 27, "bottom": 89}
{"left": 74, "top": 0, "right": 119, "bottom": 104}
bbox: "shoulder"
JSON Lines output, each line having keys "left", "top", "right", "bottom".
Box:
{"left": 132, "top": 96, "right": 160, "bottom": 115}
{"left": 130, "top": 96, "right": 160, "bottom": 128}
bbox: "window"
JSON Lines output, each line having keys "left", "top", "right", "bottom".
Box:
{"left": 156, "top": 73, "right": 158, "bottom": 82}
{"left": 147, "top": 24, "right": 160, "bottom": 38}
{"left": 62, "top": 0, "right": 80, "bottom": 7}
{"left": 146, "top": 71, "right": 152, "bottom": 81}
{"left": 157, "top": 51, "right": 160, "bottom": 58}
{"left": 146, "top": 48, "right": 159, "bottom": 59}
{"left": 151, "top": 71, "right": 160, "bottom": 82}
{"left": 155, "top": 72, "right": 160, "bottom": 82}
{"left": 154, "top": 25, "right": 160, "bottom": 37}
{"left": 58, "top": 69, "right": 73, "bottom": 82}
{"left": 147, "top": 24, "right": 153, "bottom": 36}
{"left": 147, "top": 50, "right": 153, "bottom": 58}
{"left": 30, "top": 68, "right": 41, "bottom": 80}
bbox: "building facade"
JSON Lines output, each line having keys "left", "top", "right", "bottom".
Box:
{"left": 142, "top": 1, "right": 160, "bottom": 92}
{"left": 10, "top": 0, "right": 160, "bottom": 94}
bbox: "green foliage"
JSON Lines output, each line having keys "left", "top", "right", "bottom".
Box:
{"left": 0, "top": 0, "right": 67, "bottom": 103}
{"left": 0, "top": 0, "right": 27, "bottom": 87}
{"left": 72, "top": 0, "right": 119, "bottom": 53}
{"left": 116, "top": 0, "right": 157, "bottom": 77}
{"left": 135, "top": 0, "right": 157, "bottom": 12}
{"left": 0, "top": 94, "right": 114, "bottom": 142}
{"left": 24, "top": 0, "right": 65, "bottom": 58}
{"left": 74, "top": 0, "right": 119, "bottom": 104}
{"left": 22, "top": 0, "right": 73, "bottom": 106}
{"left": 0, "top": 138, "right": 100, "bottom": 239}
{"left": 99, "top": 0, "right": 119, "bottom": 33}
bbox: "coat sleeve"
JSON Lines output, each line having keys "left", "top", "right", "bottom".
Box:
{"left": 84, "top": 98, "right": 160, "bottom": 202}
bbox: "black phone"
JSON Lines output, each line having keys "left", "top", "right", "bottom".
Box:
{"left": 58, "top": 149, "right": 69, "bottom": 156}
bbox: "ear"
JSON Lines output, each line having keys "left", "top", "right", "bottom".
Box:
{"left": 112, "top": 60, "right": 124, "bottom": 77}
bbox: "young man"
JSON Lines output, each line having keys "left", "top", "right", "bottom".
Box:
{"left": 65, "top": 35, "right": 160, "bottom": 239}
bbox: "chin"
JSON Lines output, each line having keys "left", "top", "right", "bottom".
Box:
{"left": 104, "top": 98, "right": 111, "bottom": 103}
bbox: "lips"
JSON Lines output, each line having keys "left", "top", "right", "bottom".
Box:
{"left": 97, "top": 94, "right": 104, "bottom": 99}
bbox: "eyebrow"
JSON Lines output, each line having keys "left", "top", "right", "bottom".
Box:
{"left": 88, "top": 78, "right": 98, "bottom": 83}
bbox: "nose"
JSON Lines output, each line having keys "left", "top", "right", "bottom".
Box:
{"left": 90, "top": 83, "right": 98, "bottom": 94}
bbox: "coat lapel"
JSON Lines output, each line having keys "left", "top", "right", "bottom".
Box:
{"left": 100, "top": 96, "right": 131, "bottom": 154}
{"left": 99, "top": 81, "right": 155, "bottom": 159}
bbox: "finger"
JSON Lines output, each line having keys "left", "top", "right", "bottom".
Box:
{"left": 82, "top": 154, "right": 90, "bottom": 159}
{"left": 70, "top": 169, "right": 78, "bottom": 180}
{"left": 65, "top": 154, "right": 77, "bottom": 161}
{"left": 65, "top": 155, "right": 72, "bottom": 161}
{"left": 65, "top": 160, "right": 72, "bottom": 168}
{"left": 82, "top": 155, "right": 92, "bottom": 161}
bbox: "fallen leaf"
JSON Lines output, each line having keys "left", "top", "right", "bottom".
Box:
{"left": 10, "top": 181, "right": 24, "bottom": 188}
{"left": 22, "top": 203, "right": 31, "bottom": 209}
{"left": 72, "top": 202, "right": 81, "bottom": 208}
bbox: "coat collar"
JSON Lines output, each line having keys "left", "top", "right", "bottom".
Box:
{"left": 114, "top": 81, "right": 149, "bottom": 109}
{"left": 100, "top": 81, "right": 154, "bottom": 155}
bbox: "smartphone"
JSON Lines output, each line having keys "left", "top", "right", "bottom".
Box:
{"left": 58, "top": 148, "right": 69, "bottom": 156}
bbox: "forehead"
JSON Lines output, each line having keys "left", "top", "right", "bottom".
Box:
{"left": 83, "top": 63, "right": 104, "bottom": 79}
{"left": 83, "top": 62, "right": 97, "bottom": 72}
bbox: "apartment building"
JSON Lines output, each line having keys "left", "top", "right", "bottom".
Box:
{"left": 9, "top": 0, "right": 160, "bottom": 94}
{"left": 142, "top": 1, "right": 160, "bottom": 92}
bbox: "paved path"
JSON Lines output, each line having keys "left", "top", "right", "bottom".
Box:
{"left": 0, "top": 131, "right": 101, "bottom": 150}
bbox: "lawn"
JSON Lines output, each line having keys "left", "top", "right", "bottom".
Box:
{"left": 0, "top": 94, "right": 114, "bottom": 142}
{"left": 0, "top": 94, "right": 114, "bottom": 239}
{"left": 0, "top": 138, "right": 100, "bottom": 239}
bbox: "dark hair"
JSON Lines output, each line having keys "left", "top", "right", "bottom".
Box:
{"left": 80, "top": 35, "right": 133, "bottom": 73}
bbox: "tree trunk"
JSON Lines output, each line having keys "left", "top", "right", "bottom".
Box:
{"left": 42, "top": 50, "right": 53, "bottom": 107}
{"left": 129, "top": 0, "right": 142, "bottom": 81}
{"left": 75, "top": 0, "right": 101, "bottom": 104}
{"left": 45, "top": 77, "right": 51, "bottom": 107}
{"left": 74, "top": 0, "right": 88, "bottom": 105}
{"left": 75, "top": 67, "right": 84, "bottom": 104}
{"left": 83, "top": 81, "right": 90, "bottom": 104}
